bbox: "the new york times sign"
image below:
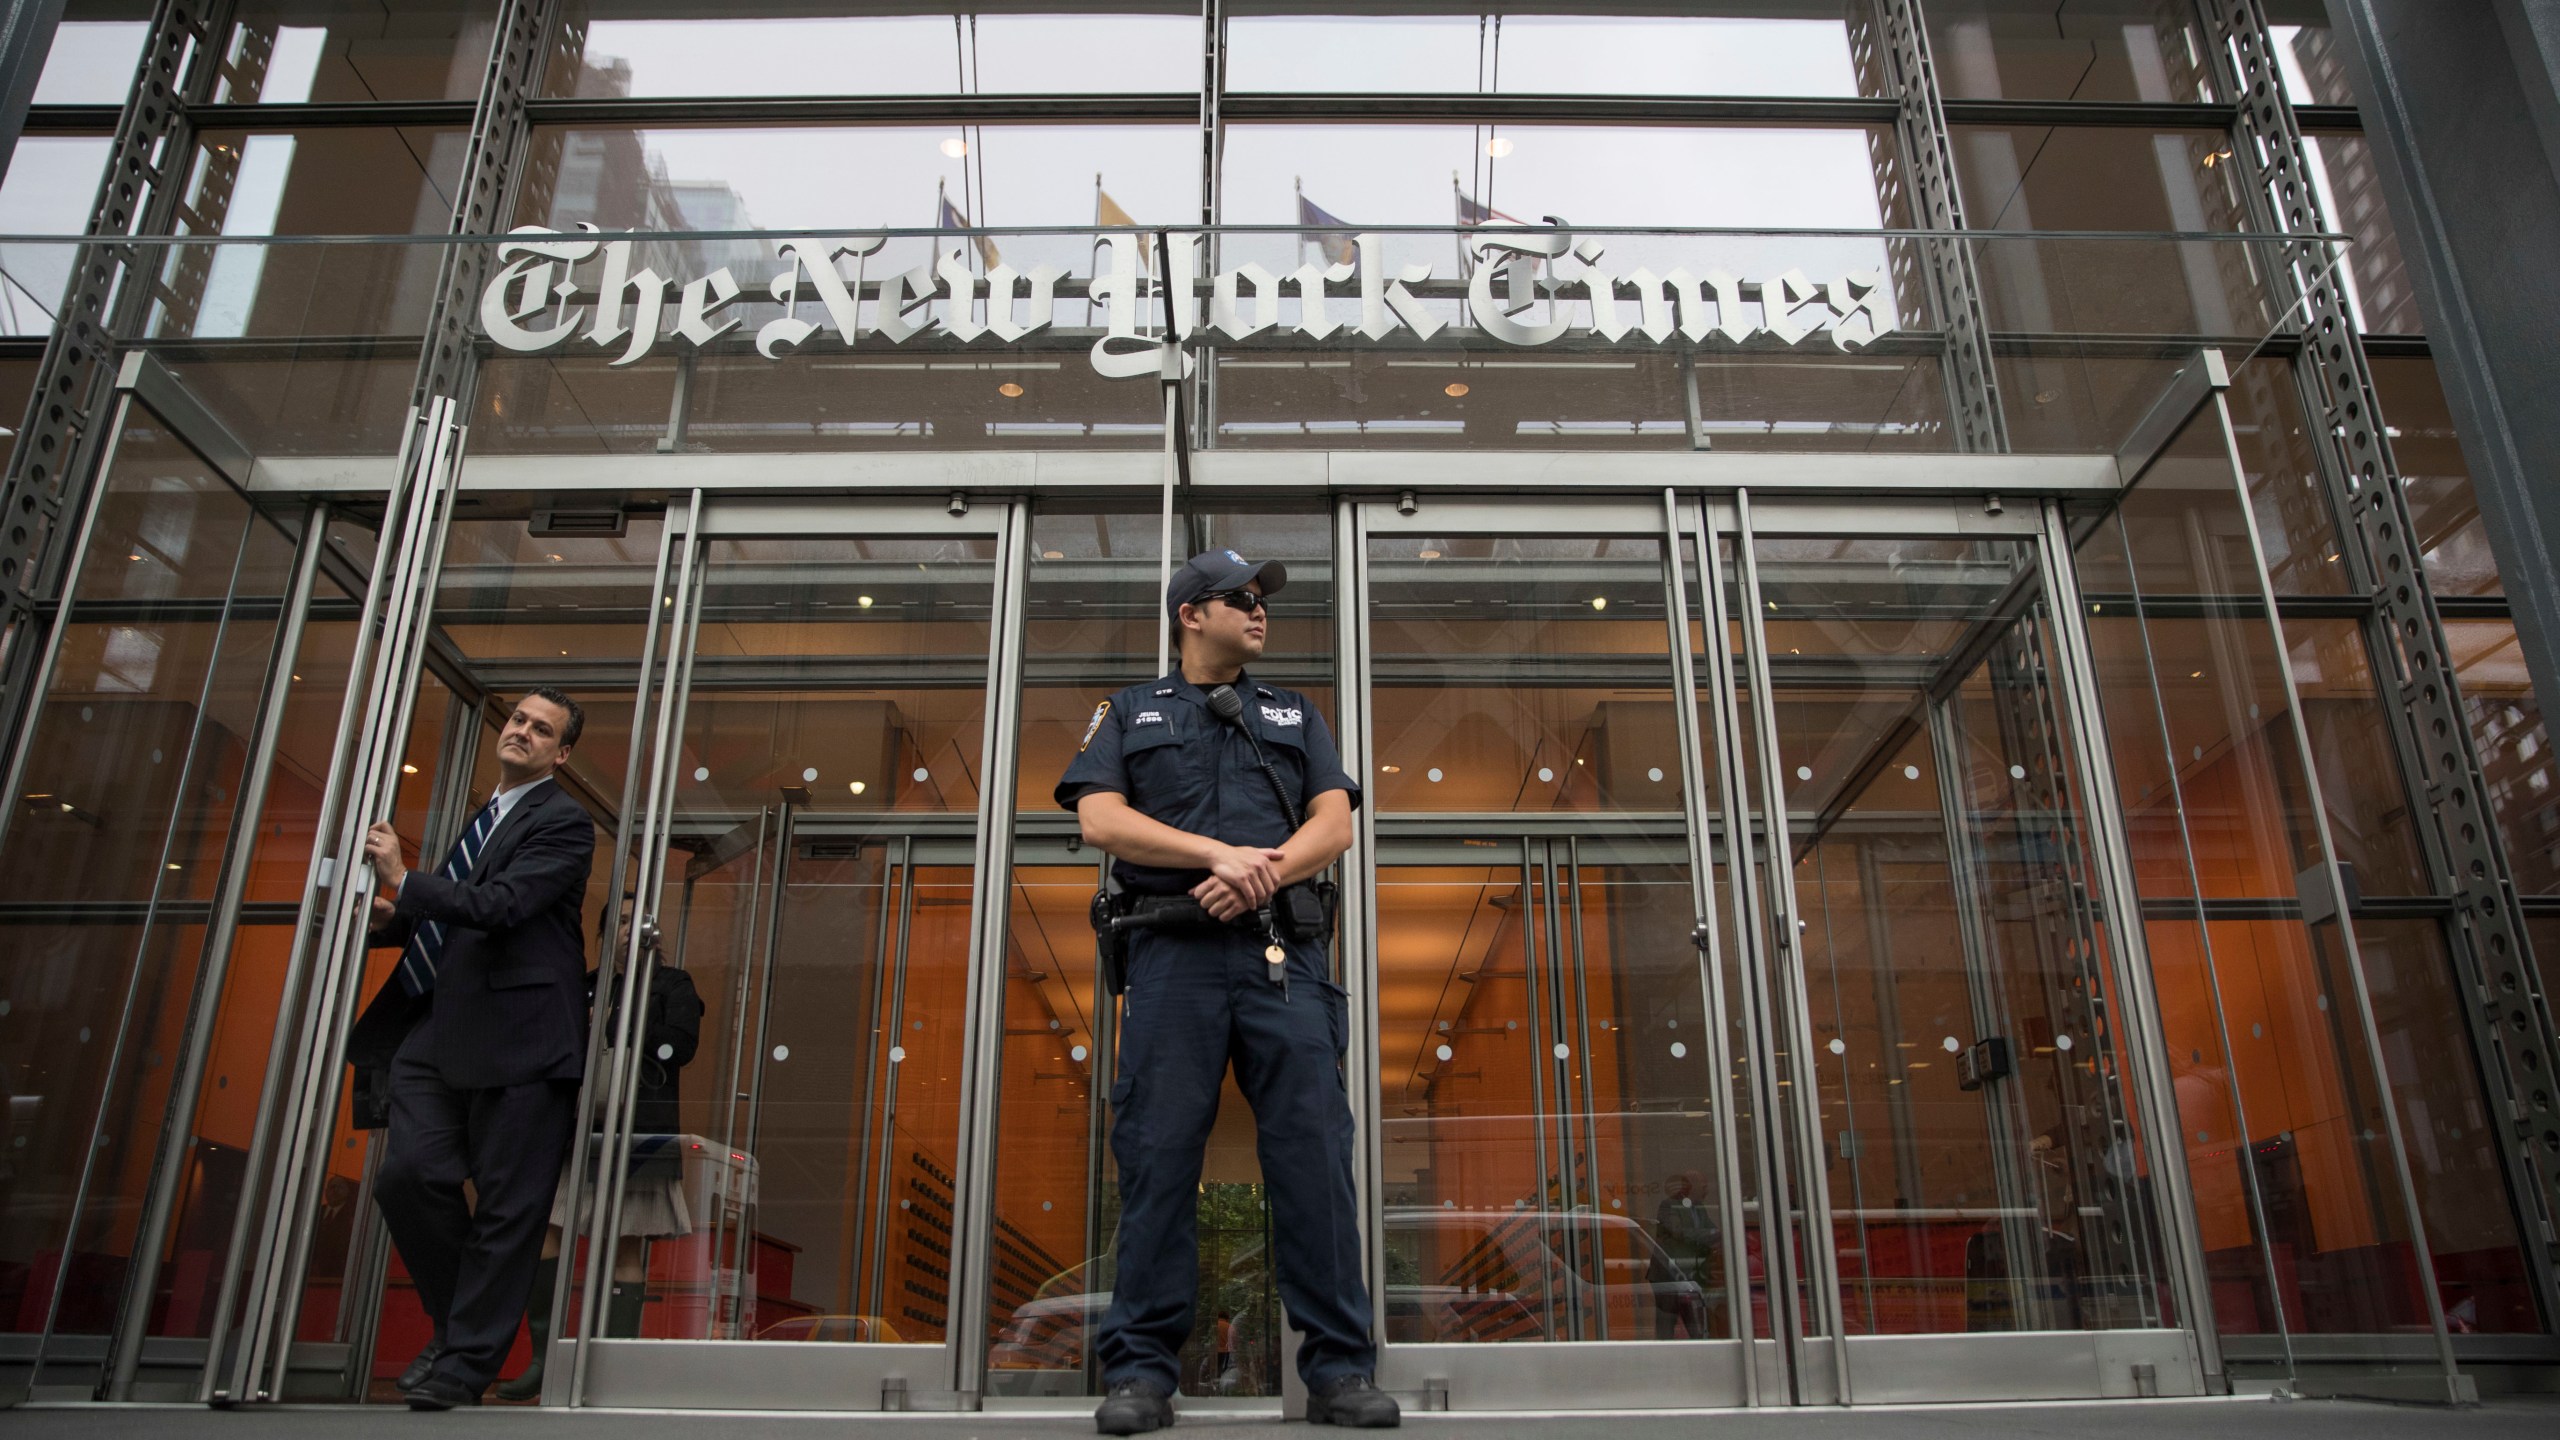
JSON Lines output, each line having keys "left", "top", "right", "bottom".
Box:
{"left": 479, "top": 227, "right": 1894, "bottom": 378}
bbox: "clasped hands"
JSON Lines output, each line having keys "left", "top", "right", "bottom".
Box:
{"left": 1195, "top": 842, "right": 1292, "bottom": 922}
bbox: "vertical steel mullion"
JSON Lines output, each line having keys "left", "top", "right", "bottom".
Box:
{"left": 1702, "top": 507, "right": 1803, "bottom": 1402}
{"left": 738, "top": 806, "right": 798, "bottom": 1168}
{"left": 867, "top": 845, "right": 920, "bottom": 1325}
{"left": 103, "top": 497, "right": 330, "bottom": 1401}
{"left": 1563, "top": 835, "right": 1602, "bottom": 1340}
{"left": 2206, "top": 391, "right": 2463, "bottom": 1389}
{"left": 708, "top": 809, "right": 770, "bottom": 1263}
{"left": 949, "top": 497, "right": 1032, "bottom": 1403}
{"left": 1733, "top": 490, "right": 1852, "bottom": 1405}
{"left": 1338, "top": 497, "right": 1384, "bottom": 1338}
{"left": 197, "top": 401, "right": 434, "bottom": 1403}
{"left": 241, "top": 400, "right": 466, "bottom": 1401}
{"left": 33, "top": 485, "right": 262, "bottom": 1397}
{"left": 1670, "top": 493, "right": 1758, "bottom": 1401}
{"left": 539, "top": 493, "right": 679, "bottom": 1378}
{"left": 2034, "top": 500, "right": 2227, "bottom": 1387}
{"left": 1517, "top": 837, "right": 1560, "bottom": 1340}
{"left": 568, "top": 489, "right": 703, "bottom": 1404}
{"left": 850, "top": 837, "right": 902, "bottom": 1319}
{"left": 1924, "top": 695, "right": 2038, "bottom": 1328}
{"left": 1535, "top": 841, "right": 1581, "bottom": 1341}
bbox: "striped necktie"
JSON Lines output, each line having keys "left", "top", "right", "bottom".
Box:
{"left": 396, "top": 797, "right": 502, "bottom": 998}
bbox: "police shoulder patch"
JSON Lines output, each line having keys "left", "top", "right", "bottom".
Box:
{"left": 1078, "top": 699, "right": 1111, "bottom": 752}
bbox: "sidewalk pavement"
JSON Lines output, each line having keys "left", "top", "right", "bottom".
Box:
{"left": 7, "top": 1394, "right": 2560, "bottom": 1440}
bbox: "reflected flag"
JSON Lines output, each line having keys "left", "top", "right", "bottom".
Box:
{"left": 1095, "top": 175, "right": 1136, "bottom": 228}
{"left": 937, "top": 184, "right": 1002, "bottom": 268}
{"left": 1455, "top": 183, "right": 1525, "bottom": 228}
{"left": 1294, "top": 181, "right": 1359, "bottom": 267}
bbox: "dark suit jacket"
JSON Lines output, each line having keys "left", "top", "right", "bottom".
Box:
{"left": 346, "top": 779, "right": 597, "bottom": 1103}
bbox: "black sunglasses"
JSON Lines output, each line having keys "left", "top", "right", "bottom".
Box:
{"left": 1197, "top": 589, "right": 1268, "bottom": 614}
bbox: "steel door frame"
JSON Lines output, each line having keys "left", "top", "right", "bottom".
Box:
{"left": 554, "top": 492, "right": 1030, "bottom": 1412}
{"left": 1706, "top": 491, "right": 2211, "bottom": 1405}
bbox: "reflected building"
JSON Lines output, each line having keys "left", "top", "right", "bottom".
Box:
{"left": 0, "top": 0, "right": 2553, "bottom": 1417}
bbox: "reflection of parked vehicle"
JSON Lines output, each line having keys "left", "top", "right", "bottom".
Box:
{"left": 755, "top": 1315, "right": 905, "bottom": 1343}
{"left": 987, "top": 1207, "right": 1711, "bottom": 1371}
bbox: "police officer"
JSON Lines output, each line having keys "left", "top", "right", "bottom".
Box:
{"left": 1057, "top": 549, "right": 1399, "bottom": 1435}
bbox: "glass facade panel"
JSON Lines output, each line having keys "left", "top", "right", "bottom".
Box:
{"left": 2445, "top": 618, "right": 2560, "bottom": 898}
{"left": 1952, "top": 126, "right": 2248, "bottom": 233}
{"left": 214, "top": 0, "right": 501, "bottom": 103}
{"left": 549, "top": 3, "right": 1203, "bottom": 98}
{"left": 1925, "top": 0, "right": 2216, "bottom": 104}
{"left": 2367, "top": 355, "right": 2499, "bottom": 598}
{"left": 0, "top": 140, "right": 107, "bottom": 334}
{"left": 1226, "top": 5, "right": 1881, "bottom": 98}
{"left": 1222, "top": 124, "right": 1908, "bottom": 231}
{"left": 0, "top": 410, "right": 292, "bottom": 1339}
{"left": 2303, "top": 132, "right": 2427, "bottom": 336}
{"left": 2079, "top": 416, "right": 2440, "bottom": 1343}
{"left": 520, "top": 123, "right": 1201, "bottom": 236}
{"left": 32, "top": 6, "right": 150, "bottom": 105}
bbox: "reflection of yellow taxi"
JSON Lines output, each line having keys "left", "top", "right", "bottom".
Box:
{"left": 755, "top": 1315, "right": 906, "bottom": 1343}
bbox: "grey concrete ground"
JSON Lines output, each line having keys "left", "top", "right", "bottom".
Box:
{"left": 6, "top": 1395, "right": 2560, "bottom": 1440}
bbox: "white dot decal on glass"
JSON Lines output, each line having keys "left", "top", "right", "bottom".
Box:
{"left": 1611, "top": 1198, "right": 1624, "bottom": 1210}
{"left": 912, "top": 767, "right": 929, "bottom": 782}
{"left": 2251, "top": 1022, "right": 2262, "bottom": 1038}
{"left": 1506, "top": 1019, "right": 1517, "bottom": 1031}
{"left": 657, "top": 1043, "right": 674, "bottom": 1060}
{"left": 0, "top": 1000, "right": 11, "bottom": 1016}
{"left": 1049, "top": 1019, "right": 1060, "bottom": 1030}
{"left": 2191, "top": 746, "right": 2203, "bottom": 762}
{"left": 889, "top": 1046, "right": 907, "bottom": 1063}
{"left": 1795, "top": 765, "right": 1812, "bottom": 781}
{"left": 1435, "top": 1044, "right": 1453, "bottom": 1061}
{"left": 2315, "top": 994, "right": 2330, "bottom": 1011}
{"left": 692, "top": 767, "right": 708, "bottom": 782}
{"left": 2009, "top": 764, "right": 2027, "bottom": 779}
{"left": 78, "top": 1027, "right": 91, "bottom": 1043}
{"left": 151, "top": 748, "right": 163, "bottom": 764}
{"left": 1553, "top": 1043, "right": 1570, "bottom": 1059}
{"left": 1670, "top": 1042, "right": 1688, "bottom": 1059}
{"left": 1827, "top": 1037, "right": 1846, "bottom": 1056}
{"left": 1437, "top": 1020, "right": 1450, "bottom": 1031}
{"left": 1042, "top": 1200, "right": 1054, "bottom": 1211}
{"left": 1071, "top": 1045, "right": 1088, "bottom": 1062}
{"left": 1942, "top": 1035, "right": 1962, "bottom": 1053}
{"left": 771, "top": 1044, "right": 789, "bottom": 1061}
{"left": 2056, "top": 1034, "right": 2075, "bottom": 1051}
{"left": 1647, "top": 767, "right": 1663, "bottom": 782}
{"left": 1427, "top": 767, "right": 1444, "bottom": 783}
{"left": 1903, "top": 765, "right": 1920, "bottom": 780}
{"left": 1538, "top": 767, "right": 1554, "bottom": 782}
{"left": 801, "top": 767, "right": 818, "bottom": 783}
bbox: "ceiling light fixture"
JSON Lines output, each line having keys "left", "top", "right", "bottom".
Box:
{"left": 940, "top": 137, "right": 969, "bottom": 158}
{"left": 1444, "top": 381, "right": 1470, "bottom": 397}
{"left": 998, "top": 381, "right": 1025, "bottom": 397}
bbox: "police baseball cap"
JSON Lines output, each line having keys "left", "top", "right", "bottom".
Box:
{"left": 1166, "top": 547, "right": 1288, "bottom": 619}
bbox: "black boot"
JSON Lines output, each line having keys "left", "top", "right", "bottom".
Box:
{"left": 495, "top": 1257, "right": 557, "bottom": 1402}
{"left": 607, "top": 1280, "right": 646, "bottom": 1338}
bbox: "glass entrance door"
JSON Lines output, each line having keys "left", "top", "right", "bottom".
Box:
{"left": 1712, "top": 497, "right": 2205, "bottom": 1403}
{"left": 561, "top": 495, "right": 1022, "bottom": 1409}
{"left": 1349, "top": 498, "right": 1753, "bottom": 1408}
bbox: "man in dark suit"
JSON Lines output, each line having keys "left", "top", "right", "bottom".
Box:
{"left": 347, "top": 687, "right": 597, "bottom": 1410}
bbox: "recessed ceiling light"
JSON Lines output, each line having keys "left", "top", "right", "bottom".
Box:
{"left": 1591, "top": 596, "right": 1607, "bottom": 611}
{"left": 1417, "top": 549, "right": 1442, "bottom": 560}
{"left": 858, "top": 595, "right": 874, "bottom": 608}
{"left": 402, "top": 763, "right": 419, "bottom": 774}
{"left": 940, "top": 137, "right": 968, "bottom": 158}
{"left": 1444, "top": 382, "right": 1469, "bottom": 397}
{"left": 998, "top": 382, "right": 1025, "bottom": 397}
{"left": 1042, "top": 549, "right": 1064, "bottom": 559}
{"left": 1485, "top": 137, "right": 1514, "bottom": 158}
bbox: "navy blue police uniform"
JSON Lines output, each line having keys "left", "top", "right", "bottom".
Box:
{"left": 1055, "top": 659, "right": 1375, "bottom": 1397}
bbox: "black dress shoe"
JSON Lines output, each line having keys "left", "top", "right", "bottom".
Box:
{"left": 406, "top": 1373, "right": 483, "bottom": 1411}
{"left": 1094, "top": 1377, "right": 1174, "bottom": 1435}
{"left": 396, "top": 1344, "right": 447, "bottom": 1392}
{"left": 1307, "top": 1374, "right": 1401, "bottom": 1428}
